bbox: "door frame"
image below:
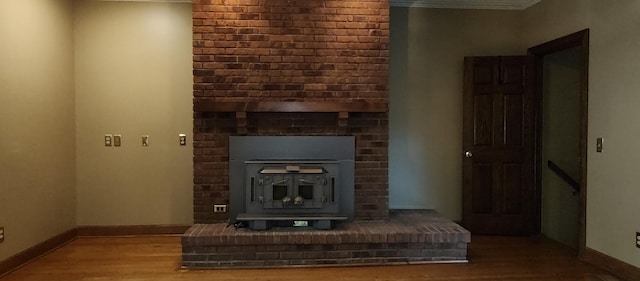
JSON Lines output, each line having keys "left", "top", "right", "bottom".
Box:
{"left": 528, "top": 29, "right": 589, "bottom": 257}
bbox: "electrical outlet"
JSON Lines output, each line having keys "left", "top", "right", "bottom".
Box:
{"left": 179, "top": 134, "right": 187, "bottom": 146}
{"left": 0, "top": 227, "right": 5, "bottom": 243}
{"left": 636, "top": 232, "right": 640, "bottom": 248}
{"left": 213, "top": 204, "right": 227, "bottom": 213}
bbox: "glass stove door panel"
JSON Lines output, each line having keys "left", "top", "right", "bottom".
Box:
{"left": 261, "top": 174, "right": 292, "bottom": 208}
{"left": 293, "top": 174, "right": 325, "bottom": 208}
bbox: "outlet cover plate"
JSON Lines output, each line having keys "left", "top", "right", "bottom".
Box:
{"left": 105, "top": 134, "right": 113, "bottom": 147}
{"left": 0, "top": 227, "right": 5, "bottom": 242}
{"left": 596, "top": 138, "right": 603, "bottom": 152}
{"left": 213, "top": 204, "right": 227, "bottom": 213}
{"left": 113, "top": 134, "right": 122, "bottom": 147}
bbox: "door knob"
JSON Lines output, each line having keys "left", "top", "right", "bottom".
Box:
{"left": 465, "top": 151, "right": 473, "bottom": 158}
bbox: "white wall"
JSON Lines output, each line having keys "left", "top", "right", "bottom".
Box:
{"left": 0, "top": 0, "right": 76, "bottom": 261}
{"left": 525, "top": 0, "right": 640, "bottom": 268}
{"left": 389, "top": 7, "right": 524, "bottom": 220}
{"left": 74, "top": 1, "right": 193, "bottom": 226}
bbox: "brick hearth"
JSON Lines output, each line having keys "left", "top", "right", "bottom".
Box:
{"left": 182, "top": 210, "right": 470, "bottom": 268}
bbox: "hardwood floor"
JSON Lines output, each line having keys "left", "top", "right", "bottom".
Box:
{"left": 0, "top": 235, "right": 618, "bottom": 281}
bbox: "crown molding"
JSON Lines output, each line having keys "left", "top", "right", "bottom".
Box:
{"left": 390, "top": 0, "right": 542, "bottom": 10}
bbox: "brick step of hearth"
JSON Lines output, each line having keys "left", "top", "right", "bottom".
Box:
{"left": 181, "top": 210, "right": 471, "bottom": 269}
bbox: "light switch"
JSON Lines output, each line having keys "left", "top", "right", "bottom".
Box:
{"left": 179, "top": 134, "right": 187, "bottom": 146}
{"left": 105, "top": 134, "right": 113, "bottom": 147}
{"left": 596, "top": 138, "right": 603, "bottom": 152}
{"left": 142, "top": 135, "right": 149, "bottom": 146}
{"left": 113, "top": 135, "right": 122, "bottom": 147}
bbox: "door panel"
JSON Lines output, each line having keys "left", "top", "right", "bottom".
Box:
{"left": 503, "top": 163, "right": 522, "bottom": 215}
{"left": 500, "top": 57, "right": 525, "bottom": 85}
{"left": 463, "top": 56, "right": 535, "bottom": 235}
{"left": 474, "top": 95, "right": 494, "bottom": 145}
{"left": 472, "top": 163, "right": 493, "bottom": 214}
{"left": 504, "top": 95, "right": 523, "bottom": 146}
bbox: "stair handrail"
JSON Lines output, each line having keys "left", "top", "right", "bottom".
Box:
{"left": 547, "top": 160, "right": 580, "bottom": 194}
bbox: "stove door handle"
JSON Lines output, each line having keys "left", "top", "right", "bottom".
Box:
{"left": 297, "top": 178, "right": 314, "bottom": 184}
{"left": 272, "top": 179, "right": 288, "bottom": 185}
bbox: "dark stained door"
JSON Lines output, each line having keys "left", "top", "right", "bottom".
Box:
{"left": 462, "top": 56, "right": 535, "bottom": 235}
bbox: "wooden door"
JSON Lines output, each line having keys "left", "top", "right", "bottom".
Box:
{"left": 462, "top": 56, "right": 535, "bottom": 235}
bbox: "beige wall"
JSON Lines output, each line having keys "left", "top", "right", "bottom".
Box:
{"left": 392, "top": 1, "right": 640, "bottom": 268}
{"left": 0, "top": 0, "right": 76, "bottom": 261}
{"left": 525, "top": 0, "right": 640, "bottom": 268}
{"left": 389, "top": 7, "right": 525, "bottom": 220}
{"left": 74, "top": 1, "right": 193, "bottom": 226}
{"left": 522, "top": 0, "right": 590, "bottom": 48}
{"left": 585, "top": 0, "right": 640, "bottom": 268}
{"left": 3, "top": 0, "right": 639, "bottom": 271}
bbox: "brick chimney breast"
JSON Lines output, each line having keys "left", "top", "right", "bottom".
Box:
{"left": 192, "top": 0, "right": 389, "bottom": 223}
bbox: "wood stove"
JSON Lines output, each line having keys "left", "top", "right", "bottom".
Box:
{"left": 229, "top": 136, "right": 354, "bottom": 230}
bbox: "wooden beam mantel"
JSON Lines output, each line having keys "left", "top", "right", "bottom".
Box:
{"left": 194, "top": 101, "right": 388, "bottom": 135}
{"left": 193, "top": 101, "right": 388, "bottom": 113}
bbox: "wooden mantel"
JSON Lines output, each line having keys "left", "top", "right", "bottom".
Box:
{"left": 193, "top": 101, "right": 388, "bottom": 113}
{"left": 194, "top": 101, "right": 388, "bottom": 135}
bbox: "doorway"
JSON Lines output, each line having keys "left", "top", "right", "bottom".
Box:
{"left": 529, "top": 29, "right": 589, "bottom": 256}
{"left": 541, "top": 46, "right": 581, "bottom": 249}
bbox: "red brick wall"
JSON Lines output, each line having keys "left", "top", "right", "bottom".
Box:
{"left": 192, "top": 0, "right": 389, "bottom": 223}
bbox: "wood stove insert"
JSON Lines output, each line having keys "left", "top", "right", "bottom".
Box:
{"left": 229, "top": 136, "right": 354, "bottom": 230}
{"left": 240, "top": 160, "right": 346, "bottom": 230}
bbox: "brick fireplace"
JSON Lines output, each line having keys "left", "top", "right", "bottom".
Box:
{"left": 184, "top": 0, "right": 471, "bottom": 268}
{"left": 192, "top": 0, "right": 390, "bottom": 224}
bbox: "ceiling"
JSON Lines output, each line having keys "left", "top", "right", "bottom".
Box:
{"left": 101, "top": 0, "right": 543, "bottom": 10}
{"left": 390, "top": 0, "right": 542, "bottom": 9}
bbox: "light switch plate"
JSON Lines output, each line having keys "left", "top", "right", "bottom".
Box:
{"left": 179, "top": 134, "right": 187, "bottom": 146}
{"left": 596, "top": 138, "right": 603, "bottom": 152}
{"left": 113, "top": 135, "right": 122, "bottom": 147}
{"left": 105, "top": 134, "right": 113, "bottom": 147}
{"left": 142, "top": 135, "right": 149, "bottom": 146}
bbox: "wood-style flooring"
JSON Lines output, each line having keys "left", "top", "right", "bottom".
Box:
{"left": 0, "top": 235, "right": 618, "bottom": 281}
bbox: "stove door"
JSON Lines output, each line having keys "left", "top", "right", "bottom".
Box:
{"left": 293, "top": 174, "right": 326, "bottom": 208}
{"left": 244, "top": 162, "right": 341, "bottom": 215}
{"left": 261, "top": 174, "right": 292, "bottom": 209}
